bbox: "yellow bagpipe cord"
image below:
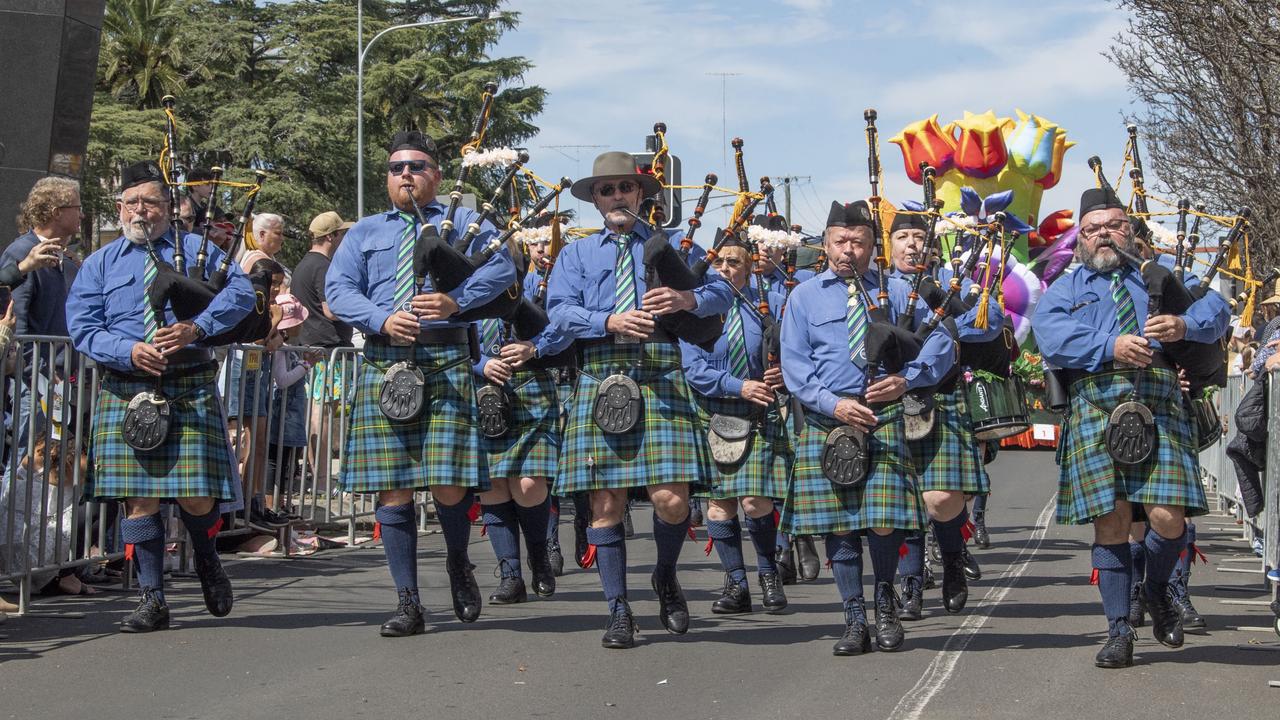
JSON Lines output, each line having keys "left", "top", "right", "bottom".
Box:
{"left": 974, "top": 229, "right": 998, "bottom": 331}
{"left": 648, "top": 130, "right": 669, "bottom": 227}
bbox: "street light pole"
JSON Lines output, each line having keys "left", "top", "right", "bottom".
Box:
{"left": 356, "top": 11, "right": 498, "bottom": 216}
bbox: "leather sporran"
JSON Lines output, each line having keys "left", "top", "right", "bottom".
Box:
{"left": 822, "top": 425, "right": 868, "bottom": 487}
{"left": 592, "top": 374, "right": 642, "bottom": 434}
{"left": 1105, "top": 400, "right": 1155, "bottom": 465}
{"left": 379, "top": 361, "right": 426, "bottom": 422}
{"left": 476, "top": 384, "right": 511, "bottom": 438}
{"left": 122, "top": 390, "right": 171, "bottom": 452}
{"left": 1191, "top": 396, "right": 1222, "bottom": 451}
{"left": 902, "top": 392, "right": 936, "bottom": 441}
{"left": 707, "top": 413, "right": 753, "bottom": 465}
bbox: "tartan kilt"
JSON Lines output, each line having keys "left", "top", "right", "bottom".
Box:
{"left": 910, "top": 387, "right": 989, "bottom": 494}
{"left": 781, "top": 403, "right": 926, "bottom": 535}
{"left": 86, "top": 362, "right": 237, "bottom": 502}
{"left": 482, "top": 368, "right": 560, "bottom": 479}
{"left": 555, "top": 341, "right": 713, "bottom": 494}
{"left": 339, "top": 342, "right": 489, "bottom": 493}
{"left": 694, "top": 394, "right": 793, "bottom": 501}
{"left": 1056, "top": 367, "right": 1206, "bottom": 525}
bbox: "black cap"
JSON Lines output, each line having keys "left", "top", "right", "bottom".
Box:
{"left": 388, "top": 130, "right": 438, "bottom": 157}
{"left": 1078, "top": 187, "right": 1125, "bottom": 221}
{"left": 120, "top": 160, "right": 164, "bottom": 192}
{"left": 890, "top": 208, "right": 929, "bottom": 234}
{"left": 713, "top": 228, "right": 749, "bottom": 250}
{"left": 826, "top": 200, "right": 873, "bottom": 230}
{"left": 751, "top": 213, "right": 789, "bottom": 232}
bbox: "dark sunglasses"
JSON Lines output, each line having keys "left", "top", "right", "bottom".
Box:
{"left": 387, "top": 160, "right": 437, "bottom": 175}
{"left": 594, "top": 180, "right": 639, "bottom": 198}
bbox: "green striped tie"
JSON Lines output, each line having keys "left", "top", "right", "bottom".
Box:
{"left": 142, "top": 253, "right": 158, "bottom": 342}
{"left": 613, "top": 234, "right": 636, "bottom": 313}
{"left": 480, "top": 317, "right": 503, "bottom": 356}
{"left": 1111, "top": 271, "right": 1138, "bottom": 335}
{"left": 394, "top": 212, "right": 417, "bottom": 309}
{"left": 846, "top": 279, "right": 868, "bottom": 368}
{"left": 725, "top": 299, "right": 749, "bottom": 378}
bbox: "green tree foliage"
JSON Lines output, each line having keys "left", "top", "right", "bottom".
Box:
{"left": 88, "top": 0, "right": 545, "bottom": 268}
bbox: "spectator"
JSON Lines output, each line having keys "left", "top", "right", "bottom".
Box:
{"left": 267, "top": 294, "right": 311, "bottom": 518}
{"left": 240, "top": 212, "right": 286, "bottom": 282}
{"left": 1248, "top": 291, "right": 1280, "bottom": 378}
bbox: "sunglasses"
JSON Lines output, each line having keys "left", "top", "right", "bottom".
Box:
{"left": 712, "top": 257, "right": 745, "bottom": 268}
{"left": 593, "top": 180, "right": 639, "bottom": 198}
{"left": 387, "top": 160, "right": 438, "bottom": 175}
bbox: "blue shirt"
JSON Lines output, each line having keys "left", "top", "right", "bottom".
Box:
{"left": 546, "top": 222, "right": 733, "bottom": 340}
{"left": 888, "top": 265, "right": 1004, "bottom": 343}
{"left": 780, "top": 268, "right": 956, "bottom": 420}
{"left": 325, "top": 201, "right": 516, "bottom": 336}
{"left": 66, "top": 230, "right": 256, "bottom": 372}
{"left": 1032, "top": 263, "right": 1230, "bottom": 371}
{"left": 473, "top": 263, "right": 574, "bottom": 376}
{"left": 1, "top": 230, "right": 76, "bottom": 338}
{"left": 680, "top": 284, "right": 787, "bottom": 398}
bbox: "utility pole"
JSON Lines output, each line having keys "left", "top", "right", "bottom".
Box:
{"left": 764, "top": 175, "right": 811, "bottom": 224}
{"left": 705, "top": 72, "right": 742, "bottom": 167}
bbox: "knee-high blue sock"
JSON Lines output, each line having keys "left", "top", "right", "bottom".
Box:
{"left": 1171, "top": 522, "right": 1195, "bottom": 597}
{"left": 743, "top": 512, "right": 778, "bottom": 574}
{"left": 1093, "top": 542, "right": 1133, "bottom": 636}
{"left": 932, "top": 508, "right": 968, "bottom": 554}
{"left": 707, "top": 518, "right": 747, "bottom": 588}
{"left": 178, "top": 507, "right": 222, "bottom": 561}
{"left": 586, "top": 524, "right": 627, "bottom": 612}
{"left": 652, "top": 511, "right": 690, "bottom": 575}
{"left": 435, "top": 491, "right": 475, "bottom": 561}
{"left": 482, "top": 501, "right": 522, "bottom": 578}
{"left": 1129, "top": 538, "right": 1146, "bottom": 583}
{"left": 972, "top": 493, "right": 988, "bottom": 516}
{"left": 898, "top": 532, "right": 925, "bottom": 583}
{"left": 514, "top": 497, "right": 551, "bottom": 557}
{"left": 375, "top": 503, "right": 419, "bottom": 602}
{"left": 1143, "top": 527, "right": 1186, "bottom": 596}
{"left": 546, "top": 495, "right": 561, "bottom": 544}
{"left": 121, "top": 514, "right": 167, "bottom": 604}
{"left": 866, "top": 529, "right": 905, "bottom": 587}
{"left": 825, "top": 533, "right": 864, "bottom": 613}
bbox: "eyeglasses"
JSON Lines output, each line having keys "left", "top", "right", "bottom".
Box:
{"left": 120, "top": 196, "right": 167, "bottom": 211}
{"left": 712, "top": 257, "right": 745, "bottom": 268}
{"left": 387, "top": 160, "right": 437, "bottom": 175}
{"left": 593, "top": 180, "right": 639, "bottom": 198}
{"left": 1080, "top": 219, "right": 1130, "bottom": 238}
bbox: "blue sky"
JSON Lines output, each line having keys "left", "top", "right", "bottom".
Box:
{"left": 489, "top": 0, "right": 1142, "bottom": 235}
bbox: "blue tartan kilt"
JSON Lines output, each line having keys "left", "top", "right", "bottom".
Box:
{"left": 482, "top": 368, "right": 560, "bottom": 480}
{"left": 694, "top": 394, "right": 793, "bottom": 501}
{"left": 339, "top": 342, "right": 489, "bottom": 493}
{"left": 1056, "top": 367, "right": 1206, "bottom": 525}
{"left": 910, "top": 386, "right": 989, "bottom": 494}
{"left": 781, "top": 403, "right": 926, "bottom": 535}
{"left": 554, "top": 341, "right": 714, "bottom": 494}
{"left": 86, "top": 362, "right": 238, "bottom": 502}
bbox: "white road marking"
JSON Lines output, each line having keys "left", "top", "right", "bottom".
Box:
{"left": 889, "top": 494, "right": 1057, "bottom": 720}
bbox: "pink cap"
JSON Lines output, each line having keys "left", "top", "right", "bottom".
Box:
{"left": 275, "top": 293, "right": 309, "bottom": 330}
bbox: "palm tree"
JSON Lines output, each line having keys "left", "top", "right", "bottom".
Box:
{"left": 99, "top": 0, "right": 195, "bottom": 108}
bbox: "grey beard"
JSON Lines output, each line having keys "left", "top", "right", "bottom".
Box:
{"left": 1081, "top": 251, "right": 1122, "bottom": 273}
{"left": 123, "top": 220, "right": 154, "bottom": 245}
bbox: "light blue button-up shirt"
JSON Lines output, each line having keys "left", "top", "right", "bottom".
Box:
{"left": 889, "top": 264, "right": 1004, "bottom": 343}
{"left": 679, "top": 284, "right": 787, "bottom": 398}
{"left": 326, "top": 201, "right": 516, "bottom": 336}
{"left": 66, "top": 229, "right": 256, "bottom": 372}
{"left": 473, "top": 264, "right": 574, "bottom": 375}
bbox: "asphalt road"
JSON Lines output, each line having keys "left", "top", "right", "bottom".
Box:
{"left": 3, "top": 449, "right": 1278, "bottom": 720}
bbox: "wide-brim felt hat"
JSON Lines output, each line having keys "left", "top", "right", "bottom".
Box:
{"left": 569, "top": 151, "right": 662, "bottom": 202}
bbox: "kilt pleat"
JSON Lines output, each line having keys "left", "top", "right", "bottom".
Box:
{"left": 910, "top": 387, "right": 989, "bottom": 494}
{"left": 554, "top": 342, "right": 713, "bottom": 493}
{"left": 781, "top": 403, "right": 926, "bottom": 535}
{"left": 87, "top": 363, "right": 237, "bottom": 502}
{"left": 482, "top": 369, "right": 561, "bottom": 479}
{"left": 694, "top": 394, "right": 793, "bottom": 500}
{"left": 1057, "top": 367, "right": 1206, "bottom": 525}
{"left": 339, "top": 343, "right": 489, "bottom": 493}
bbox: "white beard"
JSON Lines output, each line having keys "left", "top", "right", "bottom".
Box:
{"left": 123, "top": 220, "right": 154, "bottom": 245}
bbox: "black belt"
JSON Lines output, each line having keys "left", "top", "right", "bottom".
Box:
{"left": 578, "top": 328, "right": 677, "bottom": 350}
{"left": 107, "top": 360, "right": 217, "bottom": 383}
{"left": 1063, "top": 353, "right": 1175, "bottom": 387}
{"left": 368, "top": 327, "right": 471, "bottom": 347}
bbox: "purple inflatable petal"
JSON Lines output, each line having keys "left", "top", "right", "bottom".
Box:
{"left": 982, "top": 189, "right": 1015, "bottom": 214}
{"left": 1037, "top": 226, "right": 1078, "bottom": 284}
{"left": 900, "top": 199, "right": 926, "bottom": 212}
{"left": 959, "top": 187, "right": 982, "bottom": 217}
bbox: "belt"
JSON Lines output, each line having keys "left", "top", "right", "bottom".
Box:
{"left": 1063, "top": 353, "right": 1175, "bottom": 387}
{"left": 107, "top": 360, "right": 217, "bottom": 383}
{"left": 578, "top": 328, "right": 677, "bottom": 350}
{"left": 367, "top": 327, "right": 471, "bottom": 347}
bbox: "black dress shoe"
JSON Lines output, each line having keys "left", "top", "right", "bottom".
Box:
{"left": 1127, "top": 582, "right": 1146, "bottom": 628}
{"left": 446, "top": 555, "right": 482, "bottom": 623}
{"left": 759, "top": 571, "right": 787, "bottom": 613}
{"left": 602, "top": 600, "right": 637, "bottom": 649}
{"left": 651, "top": 570, "right": 690, "bottom": 634}
{"left": 711, "top": 576, "right": 752, "bottom": 614}
{"left": 900, "top": 578, "right": 924, "bottom": 621}
{"left": 527, "top": 545, "right": 557, "bottom": 598}
{"left": 776, "top": 545, "right": 798, "bottom": 586}
{"left": 547, "top": 539, "right": 565, "bottom": 578}
{"left": 489, "top": 575, "right": 528, "bottom": 604}
{"left": 1174, "top": 594, "right": 1206, "bottom": 630}
{"left": 941, "top": 551, "right": 969, "bottom": 614}
{"left": 1145, "top": 584, "right": 1185, "bottom": 648}
{"left": 873, "top": 582, "right": 905, "bottom": 651}
{"left": 973, "top": 514, "right": 990, "bottom": 549}
{"left": 623, "top": 504, "right": 636, "bottom": 538}
{"left": 1094, "top": 626, "right": 1136, "bottom": 669}
{"left": 796, "top": 535, "right": 820, "bottom": 581}
{"left": 119, "top": 590, "right": 170, "bottom": 633}
{"left": 193, "top": 553, "right": 234, "bottom": 618}
{"left": 832, "top": 605, "right": 871, "bottom": 656}
{"left": 962, "top": 547, "right": 981, "bottom": 581}
{"left": 380, "top": 589, "right": 426, "bottom": 637}
{"left": 574, "top": 516, "right": 591, "bottom": 568}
